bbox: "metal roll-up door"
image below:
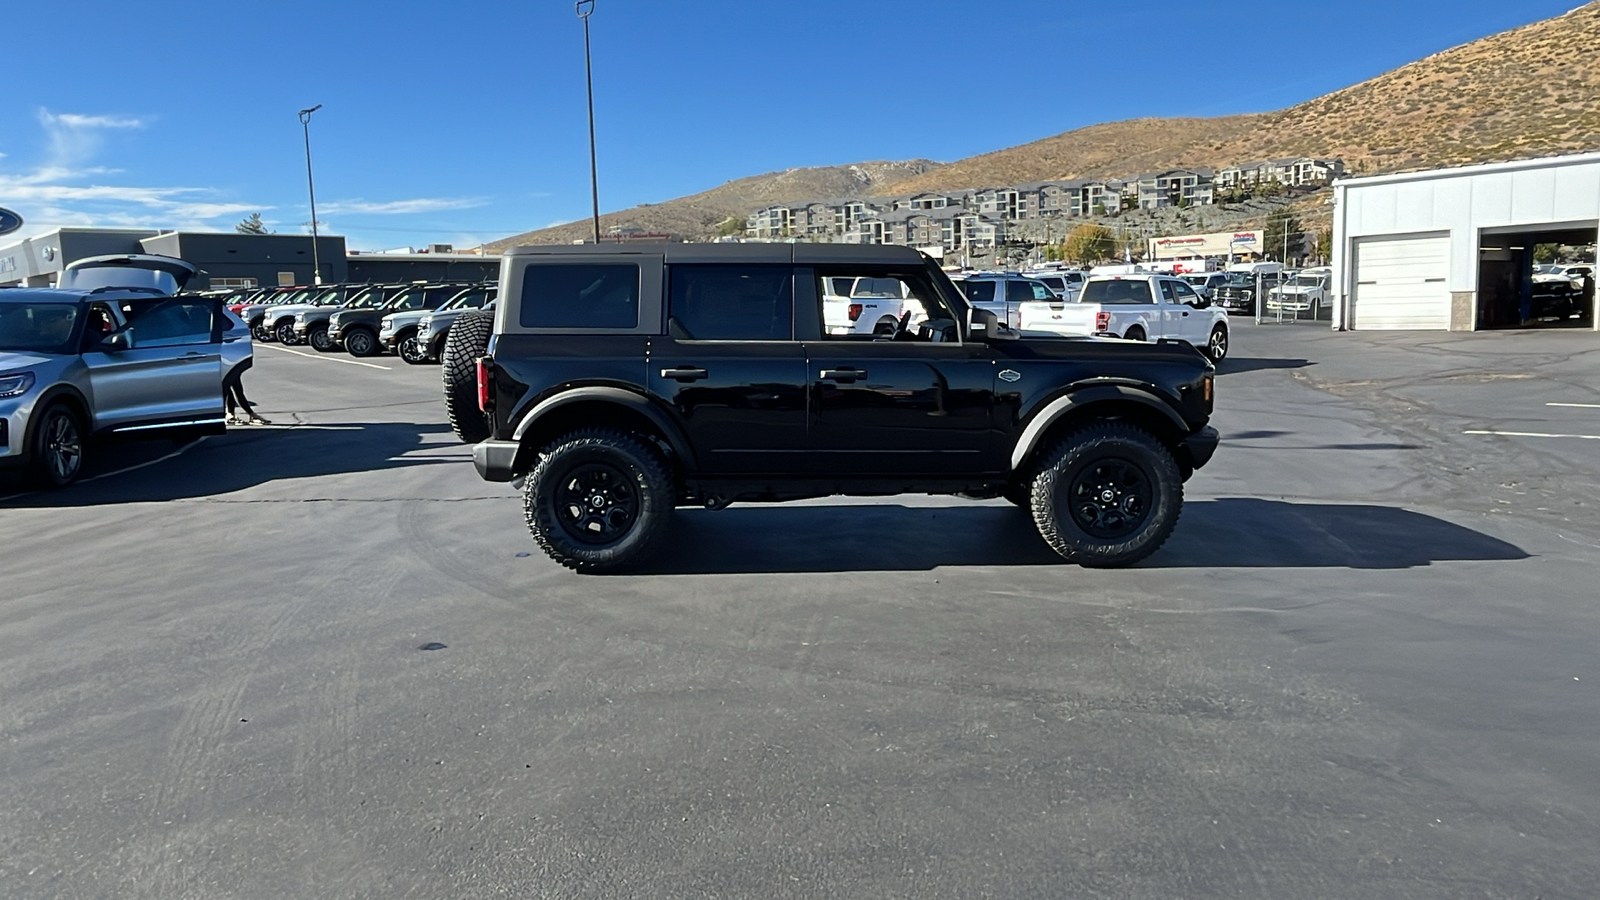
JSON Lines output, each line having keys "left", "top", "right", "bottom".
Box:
{"left": 1351, "top": 236, "right": 1451, "bottom": 330}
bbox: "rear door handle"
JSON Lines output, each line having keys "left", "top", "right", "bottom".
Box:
{"left": 819, "top": 367, "right": 867, "bottom": 383}
{"left": 660, "top": 366, "right": 708, "bottom": 382}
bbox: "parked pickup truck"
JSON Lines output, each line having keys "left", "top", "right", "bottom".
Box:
{"left": 822, "top": 276, "right": 926, "bottom": 336}
{"left": 953, "top": 273, "right": 1058, "bottom": 329}
{"left": 1017, "top": 273, "right": 1230, "bottom": 360}
{"left": 1265, "top": 267, "right": 1332, "bottom": 319}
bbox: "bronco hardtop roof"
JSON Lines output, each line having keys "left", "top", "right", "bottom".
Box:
{"left": 504, "top": 242, "right": 929, "bottom": 266}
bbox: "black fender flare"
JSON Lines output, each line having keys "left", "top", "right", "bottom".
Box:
{"left": 1009, "top": 384, "right": 1189, "bottom": 471}
{"left": 511, "top": 386, "right": 698, "bottom": 469}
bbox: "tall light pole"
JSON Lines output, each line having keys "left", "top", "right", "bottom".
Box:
{"left": 577, "top": 0, "right": 601, "bottom": 244}
{"left": 298, "top": 104, "right": 324, "bottom": 284}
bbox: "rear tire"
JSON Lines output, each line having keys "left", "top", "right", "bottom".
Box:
{"left": 441, "top": 309, "right": 494, "bottom": 443}
{"left": 30, "top": 403, "right": 85, "bottom": 489}
{"left": 1030, "top": 422, "right": 1183, "bottom": 568}
{"left": 1123, "top": 326, "right": 1146, "bottom": 342}
{"left": 524, "top": 428, "right": 674, "bottom": 573}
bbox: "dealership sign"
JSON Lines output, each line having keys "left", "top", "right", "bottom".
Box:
{"left": 1148, "top": 229, "right": 1264, "bottom": 259}
{"left": 0, "top": 207, "right": 23, "bottom": 237}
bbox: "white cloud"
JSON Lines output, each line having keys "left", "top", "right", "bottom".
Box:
{"left": 38, "top": 108, "right": 146, "bottom": 169}
{"left": 319, "top": 197, "right": 489, "bottom": 216}
{"left": 51, "top": 113, "right": 144, "bottom": 129}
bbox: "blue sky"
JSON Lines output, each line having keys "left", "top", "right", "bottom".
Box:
{"left": 0, "top": 0, "right": 1581, "bottom": 250}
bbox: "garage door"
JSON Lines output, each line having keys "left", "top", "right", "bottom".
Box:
{"left": 1352, "top": 236, "right": 1451, "bottom": 330}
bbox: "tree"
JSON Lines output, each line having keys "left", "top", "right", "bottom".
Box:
{"left": 1062, "top": 224, "right": 1117, "bottom": 265}
{"left": 1263, "top": 209, "right": 1305, "bottom": 263}
{"left": 1533, "top": 243, "right": 1561, "bottom": 263}
{"left": 1315, "top": 229, "right": 1333, "bottom": 262}
{"left": 235, "top": 212, "right": 271, "bottom": 235}
{"left": 714, "top": 216, "right": 745, "bottom": 238}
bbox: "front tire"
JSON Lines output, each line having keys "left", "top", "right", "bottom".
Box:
{"left": 1205, "top": 325, "right": 1229, "bottom": 361}
{"left": 31, "top": 403, "right": 85, "bottom": 489}
{"left": 397, "top": 329, "right": 430, "bottom": 365}
{"left": 307, "top": 323, "right": 336, "bottom": 352}
{"left": 274, "top": 321, "right": 300, "bottom": 345}
{"left": 250, "top": 319, "right": 273, "bottom": 342}
{"left": 524, "top": 429, "right": 674, "bottom": 573}
{"left": 1030, "top": 422, "right": 1183, "bottom": 568}
{"left": 344, "top": 328, "right": 380, "bottom": 357}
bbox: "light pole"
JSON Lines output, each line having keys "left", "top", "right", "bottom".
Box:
{"left": 576, "top": 1, "right": 601, "bottom": 244}
{"left": 297, "top": 104, "right": 324, "bottom": 284}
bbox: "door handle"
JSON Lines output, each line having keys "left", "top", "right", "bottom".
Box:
{"left": 660, "top": 366, "right": 708, "bottom": 382}
{"left": 181, "top": 351, "right": 210, "bottom": 358}
{"left": 819, "top": 367, "right": 867, "bottom": 383}
{"left": 1182, "top": 311, "right": 1190, "bottom": 317}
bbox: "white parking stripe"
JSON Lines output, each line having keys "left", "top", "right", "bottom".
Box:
{"left": 1547, "top": 402, "right": 1600, "bottom": 409}
{"left": 1465, "top": 430, "right": 1600, "bottom": 440}
{"left": 259, "top": 342, "right": 392, "bottom": 370}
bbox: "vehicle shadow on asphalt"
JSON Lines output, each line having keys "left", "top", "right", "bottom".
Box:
{"left": 1215, "top": 357, "right": 1313, "bottom": 376}
{"left": 636, "top": 498, "right": 1527, "bottom": 574}
{"left": 0, "top": 422, "right": 459, "bottom": 507}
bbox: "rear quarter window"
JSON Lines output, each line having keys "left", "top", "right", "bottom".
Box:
{"left": 519, "top": 264, "right": 640, "bottom": 329}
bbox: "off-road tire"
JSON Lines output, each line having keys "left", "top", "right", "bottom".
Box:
{"left": 30, "top": 403, "right": 85, "bottom": 489}
{"left": 1123, "top": 326, "right": 1146, "bottom": 342}
{"left": 308, "top": 323, "right": 336, "bottom": 352}
{"left": 344, "top": 327, "right": 380, "bottom": 357}
{"left": 1030, "top": 422, "right": 1183, "bottom": 568}
{"left": 441, "top": 309, "right": 494, "bottom": 443}
{"left": 1205, "top": 325, "right": 1229, "bottom": 361}
{"left": 523, "top": 429, "right": 674, "bottom": 573}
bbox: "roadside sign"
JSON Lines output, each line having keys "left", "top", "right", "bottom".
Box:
{"left": 0, "top": 207, "right": 23, "bottom": 237}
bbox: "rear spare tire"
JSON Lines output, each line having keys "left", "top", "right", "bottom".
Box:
{"left": 1030, "top": 422, "right": 1183, "bottom": 568}
{"left": 441, "top": 309, "right": 494, "bottom": 443}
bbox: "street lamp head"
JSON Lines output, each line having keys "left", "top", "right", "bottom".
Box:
{"left": 298, "top": 104, "right": 323, "bottom": 124}
{"left": 575, "top": 0, "right": 593, "bottom": 19}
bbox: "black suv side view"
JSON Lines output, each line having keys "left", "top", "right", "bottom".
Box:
{"left": 446, "top": 243, "right": 1218, "bottom": 573}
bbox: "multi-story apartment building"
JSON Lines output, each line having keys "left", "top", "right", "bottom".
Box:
{"left": 1134, "top": 169, "right": 1216, "bottom": 209}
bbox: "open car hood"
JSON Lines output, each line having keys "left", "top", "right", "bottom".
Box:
{"left": 57, "top": 254, "right": 201, "bottom": 293}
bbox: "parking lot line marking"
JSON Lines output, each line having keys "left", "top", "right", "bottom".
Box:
{"left": 0, "top": 436, "right": 213, "bottom": 503}
{"left": 1465, "top": 429, "right": 1600, "bottom": 440}
{"left": 1547, "top": 402, "right": 1600, "bottom": 409}
{"left": 259, "top": 343, "right": 392, "bottom": 370}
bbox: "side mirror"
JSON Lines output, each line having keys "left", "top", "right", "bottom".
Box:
{"left": 967, "top": 306, "right": 1015, "bottom": 341}
{"left": 102, "top": 331, "right": 132, "bottom": 352}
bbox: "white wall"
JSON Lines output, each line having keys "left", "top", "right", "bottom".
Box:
{"left": 1332, "top": 152, "right": 1600, "bottom": 329}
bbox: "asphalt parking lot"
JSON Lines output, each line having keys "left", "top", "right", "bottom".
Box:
{"left": 4, "top": 322, "right": 1599, "bottom": 899}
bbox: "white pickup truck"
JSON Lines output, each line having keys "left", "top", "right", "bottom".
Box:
{"left": 1017, "top": 273, "right": 1231, "bottom": 360}
{"left": 823, "top": 276, "right": 926, "bottom": 336}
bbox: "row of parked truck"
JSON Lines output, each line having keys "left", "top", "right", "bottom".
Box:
{"left": 225, "top": 281, "right": 497, "bottom": 364}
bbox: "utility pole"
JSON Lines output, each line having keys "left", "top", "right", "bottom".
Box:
{"left": 577, "top": 1, "right": 601, "bottom": 244}
{"left": 298, "top": 104, "right": 324, "bottom": 284}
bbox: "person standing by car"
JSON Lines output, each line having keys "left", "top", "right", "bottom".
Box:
{"left": 221, "top": 306, "right": 268, "bottom": 425}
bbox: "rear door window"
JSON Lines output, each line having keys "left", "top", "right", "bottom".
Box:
{"left": 962, "top": 280, "right": 996, "bottom": 303}
{"left": 668, "top": 266, "right": 792, "bottom": 341}
{"left": 520, "top": 264, "right": 640, "bottom": 329}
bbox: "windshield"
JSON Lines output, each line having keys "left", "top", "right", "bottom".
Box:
{"left": 1181, "top": 275, "right": 1210, "bottom": 286}
{"left": 440, "top": 289, "right": 490, "bottom": 311}
{"left": 386, "top": 288, "right": 427, "bottom": 312}
{"left": 344, "top": 287, "right": 390, "bottom": 309}
{"left": 0, "top": 302, "right": 80, "bottom": 353}
{"left": 1289, "top": 275, "right": 1326, "bottom": 288}
{"left": 1081, "top": 280, "right": 1154, "bottom": 305}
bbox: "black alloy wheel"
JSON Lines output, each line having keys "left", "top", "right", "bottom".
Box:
{"left": 274, "top": 321, "right": 300, "bottom": 345}
{"left": 308, "top": 323, "right": 336, "bottom": 352}
{"left": 397, "top": 331, "right": 430, "bottom": 365}
{"left": 1206, "top": 325, "right": 1229, "bottom": 361}
{"left": 1030, "top": 422, "right": 1183, "bottom": 567}
{"left": 1066, "top": 458, "right": 1152, "bottom": 540}
{"left": 32, "top": 404, "right": 85, "bottom": 488}
{"left": 344, "top": 328, "right": 379, "bottom": 357}
{"left": 524, "top": 428, "right": 674, "bottom": 573}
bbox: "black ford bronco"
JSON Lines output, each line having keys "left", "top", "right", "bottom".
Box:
{"left": 443, "top": 243, "right": 1218, "bottom": 573}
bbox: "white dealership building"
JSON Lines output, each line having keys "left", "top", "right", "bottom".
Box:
{"left": 1330, "top": 151, "right": 1600, "bottom": 332}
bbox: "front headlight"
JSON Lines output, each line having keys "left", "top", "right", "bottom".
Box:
{"left": 0, "top": 372, "right": 37, "bottom": 399}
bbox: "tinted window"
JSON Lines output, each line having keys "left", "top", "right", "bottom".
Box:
{"left": 1173, "top": 282, "right": 1203, "bottom": 304}
{"left": 1081, "top": 280, "right": 1154, "bottom": 305}
{"left": 389, "top": 289, "right": 428, "bottom": 312}
{"left": 1006, "top": 280, "right": 1034, "bottom": 303}
{"left": 962, "top": 280, "right": 996, "bottom": 303}
{"left": 669, "top": 266, "right": 792, "bottom": 341}
{"left": 520, "top": 264, "right": 639, "bottom": 329}
{"left": 126, "top": 301, "right": 216, "bottom": 348}
{"left": 0, "top": 302, "right": 80, "bottom": 353}
{"left": 852, "top": 277, "right": 902, "bottom": 298}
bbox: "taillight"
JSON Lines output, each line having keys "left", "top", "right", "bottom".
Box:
{"left": 1095, "top": 311, "right": 1111, "bottom": 332}
{"left": 476, "top": 358, "right": 491, "bottom": 412}
{"left": 848, "top": 303, "right": 863, "bottom": 322}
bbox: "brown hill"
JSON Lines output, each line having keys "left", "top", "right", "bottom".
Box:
{"left": 484, "top": 160, "right": 939, "bottom": 252}
{"left": 494, "top": 2, "right": 1600, "bottom": 246}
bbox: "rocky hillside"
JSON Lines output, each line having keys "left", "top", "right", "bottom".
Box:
{"left": 494, "top": 2, "right": 1600, "bottom": 246}
{"left": 484, "top": 161, "right": 938, "bottom": 252}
